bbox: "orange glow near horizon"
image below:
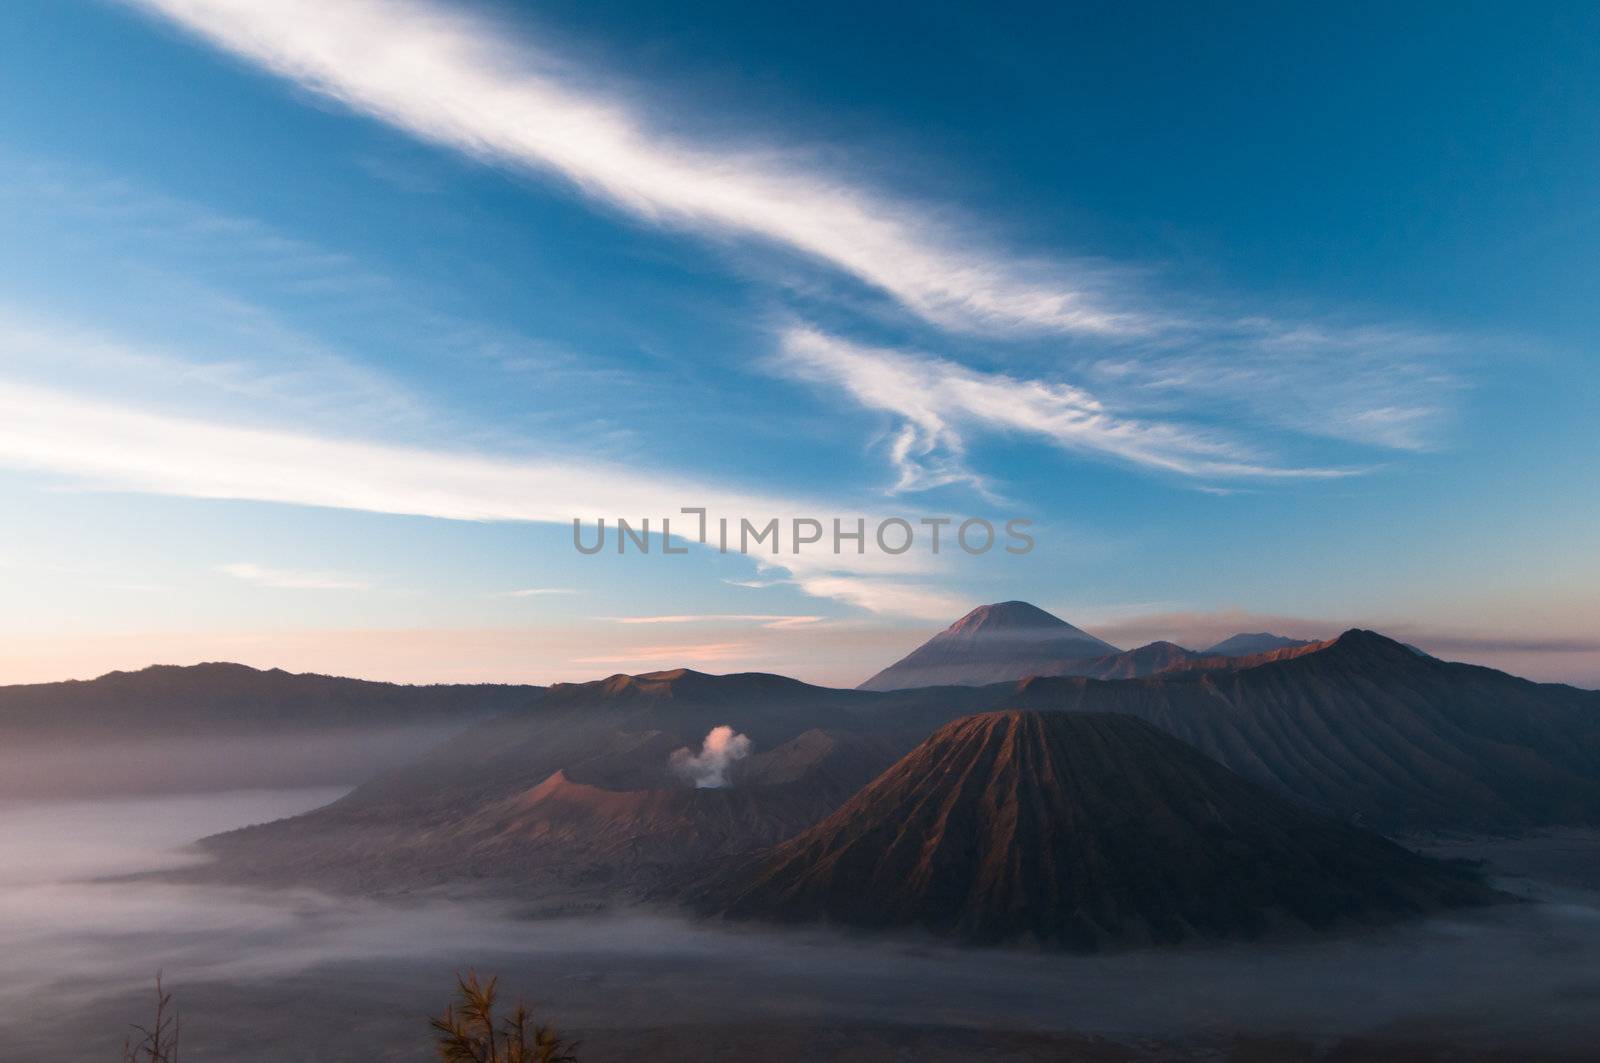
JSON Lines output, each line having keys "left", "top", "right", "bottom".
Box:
{"left": 5, "top": 613, "right": 1599, "bottom": 691}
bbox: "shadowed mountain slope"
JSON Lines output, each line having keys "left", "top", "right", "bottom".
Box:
{"left": 1008, "top": 630, "right": 1600, "bottom": 830}
{"left": 859, "top": 602, "right": 1120, "bottom": 690}
{"left": 700, "top": 711, "right": 1495, "bottom": 948}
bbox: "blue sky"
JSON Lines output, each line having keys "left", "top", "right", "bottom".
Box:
{"left": 1, "top": 0, "right": 1597, "bottom": 686}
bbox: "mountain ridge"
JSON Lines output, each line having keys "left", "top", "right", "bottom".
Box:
{"left": 698, "top": 710, "right": 1496, "bottom": 948}
{"left": 183, "top": 626, "right": 1600, "bottom": 898}
{"left": 1006, "top": 629, "right": 1600, "bottom": 829}
{"left": 0, "top": 660, "right": 541, "bottom": 734}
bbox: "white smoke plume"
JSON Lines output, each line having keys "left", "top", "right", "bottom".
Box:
{"left": 669, "top": 726, "right": 753, "bottom": 789}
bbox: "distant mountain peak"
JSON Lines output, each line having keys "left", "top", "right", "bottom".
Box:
{"left": 945, "top": 600, "right": 1073, "bottom": 635}
{"left": 95, "top": 661, "right": 271, "bottom": 682}
{"left": 634, "top": 667, "right": 710, "bottom": 682}
{"left": 1327, "top": 628, "right": 1426, "bottom": 661}
{"left": 1202, "top": 632, "right": 1314, "bottom": 657}
{"left": 858, "top": 602, "right": 1119, "bottom": 691}
{"left": 1135, "top": 639, "right": 1193, "bottom": 653}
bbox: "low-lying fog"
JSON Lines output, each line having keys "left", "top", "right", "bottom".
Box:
{"left": 0, "top": 725, "right": 474, "bottom": 799}
{"left": 2, "top": 789, "right": 1598, "bottom": 1060}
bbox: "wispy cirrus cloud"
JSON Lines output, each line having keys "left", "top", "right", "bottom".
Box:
{"left": 496, "top": 587, "right": 580, "bottom": 598}
{"left": 0, "top": 376, "right": 752, "bottom": 526}
{"left": 0, "top": 159, "right": 652, "bottom": 438}
{"left": 609, "top": 614, "right": 824, "bottom": 630}
{"left": 776, "top": 327, "right": 1354, "bottom": 488}
{"left": 0, "top": 303, "right": 421, "bottom": 432}
{"left": 218, "top": 561, "right": 369, "bottom": 590}
{"left": 787, "top": 575, "right": 972, "bottom": 621}
{"left": 570, "top": 643, "right": 751, "bottom": 666}
{"left": 120, "top": 0, "right": 1467, "bottom": 489}
{"left": 717, "top": 573, "right": 969, "bottom": 617}
{"left": 122, "top": 0, "right": 1132, "bottom": 337}
{"left": 1089, "top": 321, "right": 1464, "bottom": 452}
{"left": 0, "top": 370, "right": 966, "bottom": 618}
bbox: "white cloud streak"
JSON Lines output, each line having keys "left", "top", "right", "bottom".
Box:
{"left": 0, "top": 301, "right": 421, "bottom": 433}
{"left": 123, "top": 0, "right": 1131, "bottom": 336}
{"left": 217, "top": 561, "right": 370, "bottom": 590}
{"left": 109, "top": 1, "right": 1464, "bottom": 484}
{"left": 0, "top": 377, "right": 753, "bottom": 525}
{"left": 789, "top": 576, "right": 972, "bottom": 621}
{"left": 776, "top": 328, "right": 1354, "bottom": 486}
{"left": 116, "top": 1, "right": 1462, "bottom": 479}
{"left": 0, "top": 375, "right": 965, "bottom": 618}
{"left": 571, "top": 643, "right": 751, "bottom": 666}
{"left": 1089, "top": 322, "right": 1461, "bottom": 452}
{"left": 609, "top": 614, "right": 823, "bottom": 630}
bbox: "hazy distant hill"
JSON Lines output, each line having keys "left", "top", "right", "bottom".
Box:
{"left": 858, "top": 602, "right": 1121, "bottom": 690}
{"left": 0, "top": 663, "right": 544, "bottom": 798}
{"left": 700, "top": 711, "right": 1495, "bottom": 948}
{"left": 0, "top": 662, "right": 540, "bottom": 736}
{"left": 1203, "top": 632, "right": 1315, "bottom": 656}
{"left": 1061, "top": 639, "right": 1207, "bottom": 678}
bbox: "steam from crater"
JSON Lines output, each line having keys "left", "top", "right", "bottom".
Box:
{"left": 670, "top": 725, "right": 753, "bottom": 788}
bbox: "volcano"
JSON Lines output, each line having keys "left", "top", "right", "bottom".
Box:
{"left": 859, "top": 602, "right": 1120, "bottom": 690}
{"left": 701, "top": 711, "right": 1494, "bottom": 948}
